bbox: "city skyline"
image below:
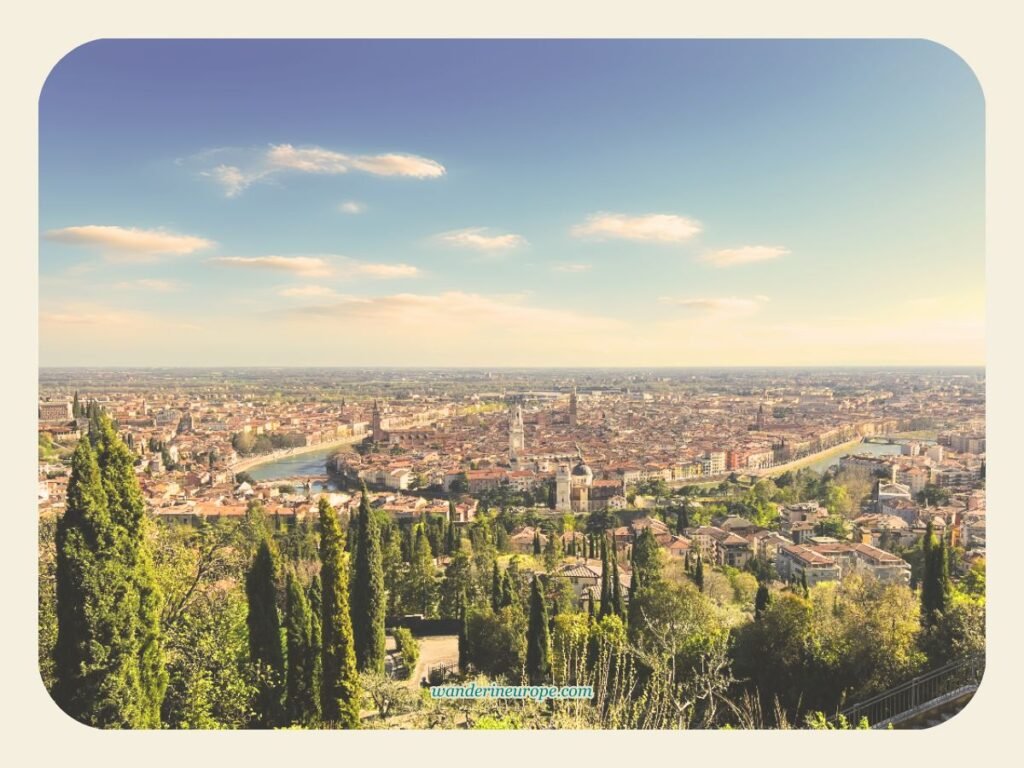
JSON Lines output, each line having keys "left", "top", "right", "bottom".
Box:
{"left": 40, "top": 39, "right": 984, "bottom": 368}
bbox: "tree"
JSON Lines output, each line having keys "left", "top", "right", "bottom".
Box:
{"left": 307, "top": 575, "right": 323, "bottom": 718}
{"left": 53, "top": 422, "right": 167, "bottom": 728}
{"left": 695, "top": 554, "right": 705, "bottom": 592}
{"left": 754, "top": 582, "right": 771, "bottom": 620}
{"left": 405, "top": 522, "right": 439, "bottom": 616}
{"left": 921, "top": 520, "right": 951, "bottom": 626}
{"left": 351, "top": 489, "right": 386, "bottom": 673}
{"left": 246, "top": 539, "right": 284, "bottom": 728}
{"left": 490, "top": 562, "right": 502, "bottom": 613}
{"left": 285, "top": 571, "right": 317, "bottom": 725}
{"left": 457, "top": 588, "right": 470, "bottom": 673}
{"left": 394, "top": 627, "right": 420, "bottom": 676}
{"left": 526, "top": 576, "right": 551, "bottom": 684}
{"left": 532, "top": 530, "right": 542, "bottom": 555}
{"left": 598, "top": 536, "right": 612, "bottom": 618}
{"left": 91, "top": 415, "right": 167, "bottom": 726}
{"left": 318, "top": 498, "right": 360, "bottom": 728}
{"left": 609, "top": 542, "right": 624, "bottom": 618}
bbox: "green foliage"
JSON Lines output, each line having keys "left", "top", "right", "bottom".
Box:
{"left": 465, "top": 605, "right": 527, "bottom": 679}
{"left": 404, "top": 522, "right": 439, "bottom": 616}
{"left": 285, "top": 571, "right": 318, "bottom": 725}
{"left": 53, "top": 418, "right": 167, "bottom": 728}
{"left": 351, "top": 490, "right": 387, "bottom": 673}
{"left": 393, "top": 627, "right": 420, "bottom": 675}
{"left": 245, "top": 539, "right": 284, "bottom": 727}
{"left": 526, "top": 576, "right": 551, "bottom": 684}
{"left": 318, "top": 498, "right": 360, "bottom": 728}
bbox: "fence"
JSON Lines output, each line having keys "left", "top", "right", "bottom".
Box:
{"left": 838, "top": 654, "right": 985, "bottom": 728}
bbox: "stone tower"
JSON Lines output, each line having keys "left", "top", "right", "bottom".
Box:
{"left": 569, "top": 385, "right": 579, "bottom": 428}
{"left": 509, "top": 401, "right": 525, "bottom": 459}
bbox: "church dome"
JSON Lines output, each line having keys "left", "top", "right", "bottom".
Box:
{"left": 572, "top": 461, "right": 593, "bottom": 479}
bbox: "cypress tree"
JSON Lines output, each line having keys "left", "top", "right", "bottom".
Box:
{"left": 54, "top": 419, "right": 167, "bottom": 728}
{"left": 500, "top": 569, "right": 515, "bottom": 609}
{"left": 598, "top": 536, "right": 611, "bottom": 618}
{"left": 525, "top": 576, "right": 551, "bottom": 684}
{"left": 491, "top": 562, "right": 502, "bottom": 613}
{"left": 922, "top": 522, "right": 952, "bottom": 625}
{"left": 246, "top": 539, "right": 284, "bottom": 728}
{"left": 285, "top": 571, "right": 316, "bottom": 725}
{"left": 91, "top": 415, "right": 167, "bottom": 726}
{"left": 754, "top": 582, "right": 771, "bottom": 620}
{"left": 72, "top": 390, "right": 81, "bottom": 418}
{"left": 351, "top": 489, "right": 386, "bottom": 673}
{"left": 307, "top": 575, "right": 323, "bottom": 720}
{"left": 800, "top": 569, "right": 809, "bottom": 598}
{"left": 319, "top": 498, "right": 360, "bottom": 727}
{"left": 533, "top": 530, "right": 542, "bottom": 555}
{"left": 457, "top": 587, "right": 469, "bottom": 672}
{"left": 695, "top": 554, "right": 705, "bottom": 592}
{"left": 610, "top": 542, "right": 624, "bottom": 618}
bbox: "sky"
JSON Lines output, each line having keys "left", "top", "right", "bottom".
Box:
{"left": 39, "top": 39, "right": 985, "bottom": 367}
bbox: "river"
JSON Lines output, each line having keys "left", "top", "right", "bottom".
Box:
{"left": 244, "top": 443, "right": 354, "bottom": 490}
{"left": 801, "top": 440, "right": 905, "bottom": 474}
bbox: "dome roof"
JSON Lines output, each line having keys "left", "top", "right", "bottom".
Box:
{"left": 572, "top": 461, "right": 593, "bottom": 478}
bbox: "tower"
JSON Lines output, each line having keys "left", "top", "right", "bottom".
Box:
{"left": 555, "top": 463, "right": 572, "bottom": 511}
{"left": 509, "top": 401, "right": 525, "bottom": 459}
{"left": 569, "top": 385, "right": 578, "bottom": 428}
{"left": 755, "top": 402, "right": 767, "bottom": 431}
{"left": 371, "top": 399, "right": 386, "bottom": 443}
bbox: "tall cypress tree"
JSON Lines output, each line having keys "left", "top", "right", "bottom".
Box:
{"left": 54, "top": 419, "right": 167, "bottom": 728}
{"left": 91, "top": 415, "right": 167, "bottom": 727}
{"left": 490, "top": 561, "right": 502, "bottom": 613}
{"left": 525, "top": 576, "right": 551, "bottom": 684}
{"left": 318, "top": 498, "right": 360, "bottom": 728}
{"left": 695, "top": 554, "right": 705, "bottom": 592}
{"left": 351, "top": 489, "right": 386, "bottom": 673}
{"left": 532, "top": 530, "right": 542, "bottom": 555}
{"left": 598, "top": 536, "right": 611, "bottom": 618}
{"left": 285, "top": 571, "right": 316, "bottom": 725}
{"left": 307, "top": 575, "right": 323, "bottom": 720}
{"left": 246, "top": 538, "right": 284, "bottom": 728}
{"left": 457, "top": 587, "right": 469, "bottom": 673}
{"left": 921, "top": 521, "right": 951, "bottom": 625}
{"left": 610, "top": 542, "right": 624, "bottom": 618}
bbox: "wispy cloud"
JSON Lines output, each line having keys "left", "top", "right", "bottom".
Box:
{"left": 210, "top": 255, "right": 333, "bottom": 276}
{"left": 435, "top": 227, "right": 527, "bottom": 252}
{"left": 113, "top": 278, "right": 183, "bottom": 293}
{"left": 571, "top": 212, "right": 702, "bottom": 243}
{"left": 659, "top": 295, "right": 769, "bottom": 316}
{"left": 40, "top": 303, "right": 200, "bottom": 332}
{"left": 699, "top": 245, "right": 790, "bottom": 268}
{"left": 210, "top": 255, "right": 420, "bottom": 280}
{"left": 197, "top": 144, "right": 445, "bottom": 196}
{"left": 339, "top": 201, "right": 366, "bottom": 214}
{"left": 44, "top": 225, "right": 215, "bottom": 262}
{"left": 552, "top": 263, "right": 592, "bottom": 273}
{"left": 278, "top": 284, "right": 341, "bottom": 298}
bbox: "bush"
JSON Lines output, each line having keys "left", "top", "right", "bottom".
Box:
{"left": 394, "top": 627, "right": 419, "bottom": 677}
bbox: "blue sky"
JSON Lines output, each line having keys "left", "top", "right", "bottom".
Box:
{"left": 39, "top": 39, "right": 984, "bottom": 366}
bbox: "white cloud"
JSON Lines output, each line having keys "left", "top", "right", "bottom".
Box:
{"left": 570, "top": 212, "right": 702, "bottom": 243}
{"left": 44, "top": 225, "right": 215, "bottom": 262}
{"left": 552, "top": 263, "right": 592, "bottom": 273}
{"left": 339, "top": 201, "right": 366, "bottom": 214}
{"left": 348, "top": 153, "right": 446, "bottom": 178}
{"left": 210, "top": 255, "right": 333, "bottom": 277}
{"left": 435, "top": 227, "right": 527, "bottom": 252}
{"left": 113, "top": 278, "right": 182, "bottom": 293}
{"left": 344, "top": 261, "right": 420, "bottom": 279}
{"left": 267, "top": 144, "right": 350, "bottom": 174}
{"left": 659, "top": 295, "right": 769, "bottom": 316}
{"left": 699, "top": 245, "right": 790, "bottom": 268}
{"left": 278, "top": 285, "right": 340, "bottom": 298}
{"left": 210, "top": 255, "right": 419, "bottom": 280}
{"left": 198, "top": 144, "right": 445, "bottom": 196}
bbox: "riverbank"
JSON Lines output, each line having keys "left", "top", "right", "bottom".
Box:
{"left": 759, "top": 437, "right": 865, "bottom": 478}
{"left": 229, "top": 436, "right": 362, "bottom": 475}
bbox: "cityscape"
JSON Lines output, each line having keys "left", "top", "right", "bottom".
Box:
{"left": 37, "top": 39, "right": 985, "bottom": 730}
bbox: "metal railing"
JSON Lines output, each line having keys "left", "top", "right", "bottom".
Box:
{"left": 838, "top": 654, "right": 985, "bottom": 728}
